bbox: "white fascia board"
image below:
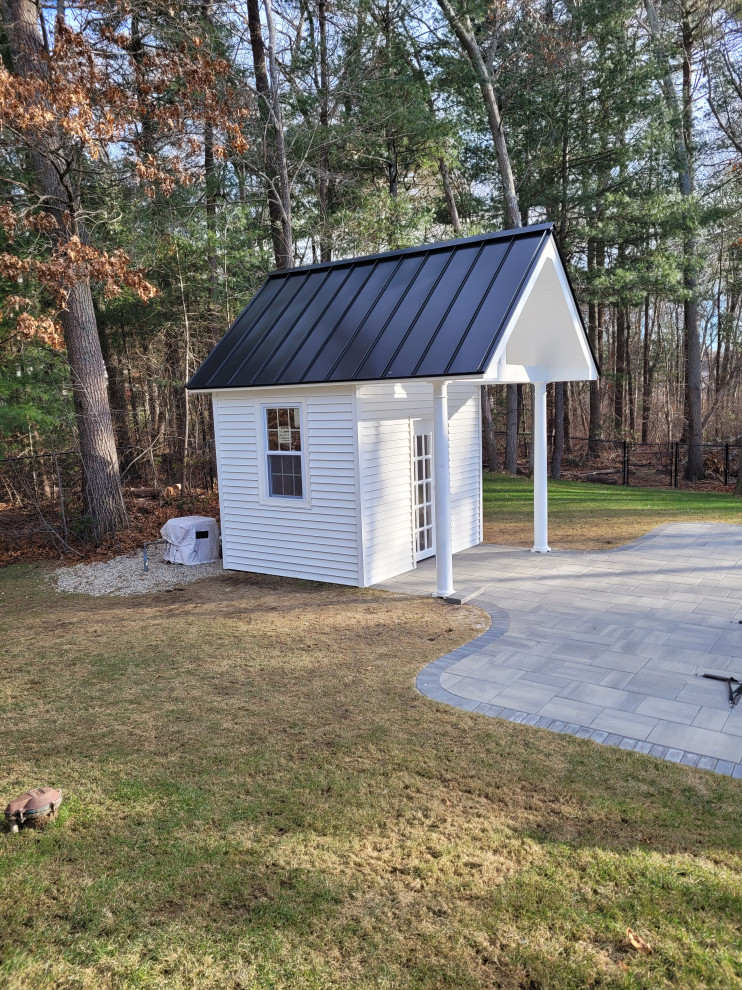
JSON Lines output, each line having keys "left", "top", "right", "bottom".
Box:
{"left": 482, "top": 235, "right": 598, "bottom": 383}
{"left": 187, "top": 375, "right": 482, "bottom": 396}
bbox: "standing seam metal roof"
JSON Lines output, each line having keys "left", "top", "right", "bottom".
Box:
{"left": 187, "top": 223, "right": 558, "bottom": 390}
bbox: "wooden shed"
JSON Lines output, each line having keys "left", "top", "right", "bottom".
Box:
{"left": 187, "top": 223, "right": 598, "bottom": 596}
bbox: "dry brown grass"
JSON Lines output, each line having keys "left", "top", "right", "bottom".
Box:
{"left": 1, "top": 563, "right": 741, "bottom": 989}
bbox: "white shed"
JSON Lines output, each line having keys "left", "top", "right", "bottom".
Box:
{"left": 187, "top": 223, "right": 598, "bottom": 596}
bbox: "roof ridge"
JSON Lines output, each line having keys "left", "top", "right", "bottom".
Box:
{"left": 269, "top": 223, "right": 554, "bottom": 277}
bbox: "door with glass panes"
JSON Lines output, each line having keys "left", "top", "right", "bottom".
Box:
{"left": 412, "top": 428, "right": 434, "bottom": 561}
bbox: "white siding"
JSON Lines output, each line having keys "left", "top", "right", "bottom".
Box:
{"left": 357, "top": 383, "right": 421, "bottom": 585}
{"left": 357, "top": 381, "right": 482, "bottom": 586}
{"left": 214, "top": 387, "right": 361, "bottom": 585}
{"left": 447, "top": 382, "right": 483, "bottom": 553}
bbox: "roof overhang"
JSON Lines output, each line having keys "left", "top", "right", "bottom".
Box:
{"left": 187, "top": 226, "right": 598, "bottom": 393}
{"left": 481, "top": 235, "right": 598, "bottom": 384}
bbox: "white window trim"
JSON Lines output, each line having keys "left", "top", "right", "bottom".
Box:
{"left": 256, "top": 399, "right": 311, "bottom": 509}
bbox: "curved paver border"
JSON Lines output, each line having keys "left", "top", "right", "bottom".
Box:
{"left": 411, "top": 523, "right": 742, "bottom": 779}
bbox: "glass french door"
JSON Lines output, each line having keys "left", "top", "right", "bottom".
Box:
{"left": 413, "top": 432, "right": 434, "bottom": 561}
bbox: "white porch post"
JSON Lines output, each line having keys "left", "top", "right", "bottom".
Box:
{"left": 433, "top": 380, "right": 455, "bottom": 598}
{"left": 532, "top": 381, "right": 551, "bottom": 553}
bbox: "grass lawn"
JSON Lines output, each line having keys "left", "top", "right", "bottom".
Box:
{"left": 1, "top": 562, "right": 741, "bottom": 989}
{"left": 483, "top": 474, "right": 742, "bottom": 549}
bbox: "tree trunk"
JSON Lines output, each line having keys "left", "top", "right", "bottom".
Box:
{"left": 626, "top": 311, "right": 635, "bottom": 436}
{"left": 203, "top": 1, "right": 220, "bottom": 341}
{"left": 1, "top": 0, "right": 127, "bottom": 535}
{"left": 63, "top": 282, "right": 128, "bottom": 531}
{"left": 99, "top": 324, "right": 131, "bottom": 455}
{"left": 317, "top": 0, "right": 332, "bottom": 261}
{"left": 614, "top": 305, "right": 625, "bottom": 435}
{"left": 481, "top": 386, "right": 498, "bottom": 472}
{"left": 551, "top": 381, "right": 564, "bottom": 479}
{"left": 646, "top": 0, "right": 703, "bottom": 479}
{"left": 435, "top": 0, "right": 525, "bottom": 481}
{"left": 247, "top": 0, "right": 293, "bottom": 268}
{"left": 587, "top": 238, "right": 601, "bottom": 452}
{"left": 435, "top": 0, "right": 521, "bottom": 230}
{"left": 641, "top": 295, "right": 654, "bottom": 443}
{"left": 504, "top": 384, "right": 518, "bottom": 474}
{"left": 438, "top": 157, "right": 461, "bottom": 234}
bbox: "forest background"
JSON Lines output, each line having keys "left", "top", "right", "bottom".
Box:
{"left": 1, "top": 0, "right": 741, "bottom": 538}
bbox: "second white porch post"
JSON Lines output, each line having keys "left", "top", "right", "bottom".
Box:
{"left": 532, "top": 381, "right": 551, "bottom": 553}
{"left": 433, "top": 380, "right": 455, "bottom": 598}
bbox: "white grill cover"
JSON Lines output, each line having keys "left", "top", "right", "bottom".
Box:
{"left": 160, "top": 516, "right": 220, "bottom": 565}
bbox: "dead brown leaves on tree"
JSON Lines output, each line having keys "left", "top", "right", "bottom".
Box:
{"left": 0, "top": 3, "right": 249, "bottom": 345}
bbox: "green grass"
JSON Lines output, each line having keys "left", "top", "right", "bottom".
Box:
{"left": 483, "top": 474, "right": 742, "bottom": 548}
{"left": 0, "top": 562, "right": 741, "bottom": 989}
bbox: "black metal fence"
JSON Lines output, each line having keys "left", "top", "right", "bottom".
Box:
{"left": 488, "top": 433, "right": 740, "bottom": 489}
{"left": 1, "top": 430, "right": 739, "bottom": 546}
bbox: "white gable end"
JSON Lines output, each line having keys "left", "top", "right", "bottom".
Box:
{"left": 483, "top": 236, "right": 598, "bottom": 384}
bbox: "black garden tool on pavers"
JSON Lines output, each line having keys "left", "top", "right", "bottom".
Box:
{"left": 702, "top": 673, "right": 742, "bottom": 709}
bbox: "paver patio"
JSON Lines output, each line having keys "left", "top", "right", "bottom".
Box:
{"left": 379, "top": 522, "right": 742, "bottom": 776}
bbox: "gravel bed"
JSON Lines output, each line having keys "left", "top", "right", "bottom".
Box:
{"left": 54, "top": 543, "right": 224, "bottom": 597}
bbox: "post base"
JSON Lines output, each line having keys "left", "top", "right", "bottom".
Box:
{"left": 434, "top": 589, "right": 456, "bottom": 599}
{"left": 531, "top": 546, "right": 551, "bottom": 554}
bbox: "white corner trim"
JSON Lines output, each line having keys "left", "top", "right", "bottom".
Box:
{"left": 212, "top": 394, "right": 229, "bottom": 569}
{"left": 352, "top": 385, "right": 369, "bottom": 587}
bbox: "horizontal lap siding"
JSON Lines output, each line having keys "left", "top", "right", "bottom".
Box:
{"left": 214, "top": 388, "right": 360, "bottom": 585}
{"left": 447, "top": 383, "right": 482, "bottom": 553}
{"left": 358, "top": 383, "right": 432, "bottom": 585}
{"left": 358, "top": 382, "right": 481, "bottom": 586}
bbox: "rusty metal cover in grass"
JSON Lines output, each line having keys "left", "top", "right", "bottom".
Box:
{"left": 4, "top": 787, "right": 62, "bottom": 831}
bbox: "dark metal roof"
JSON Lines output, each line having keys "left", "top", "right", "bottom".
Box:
{"left": 187, "top": 223, "right": 557, "bottom": 391}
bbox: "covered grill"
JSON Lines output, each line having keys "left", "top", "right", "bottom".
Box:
{"left": 160, "top": 516, "right": 220, "bottom": 565}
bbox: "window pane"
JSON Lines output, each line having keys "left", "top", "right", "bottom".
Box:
{"left": 423, "top": 435, "right": 430, "bottom": 455}
{"left": 267, "top": 429, "right": 279, "bottom": 451}
{"left": 269, "top": 459, "right": 286, "bottom": 496}
{"left": 290, "top": 407, "right": 300, "bottom": 429}
{"left": 290, "top": 427, "right": 301, "bottom": 451}
{"left": 278, "top": 408, "right": 289, "bottom": 428}
{"left": 266, "top": 408, "right": 278, "bottom": 429}
{"left": 268, "top": 453, "right": 303, "bottom": 499}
